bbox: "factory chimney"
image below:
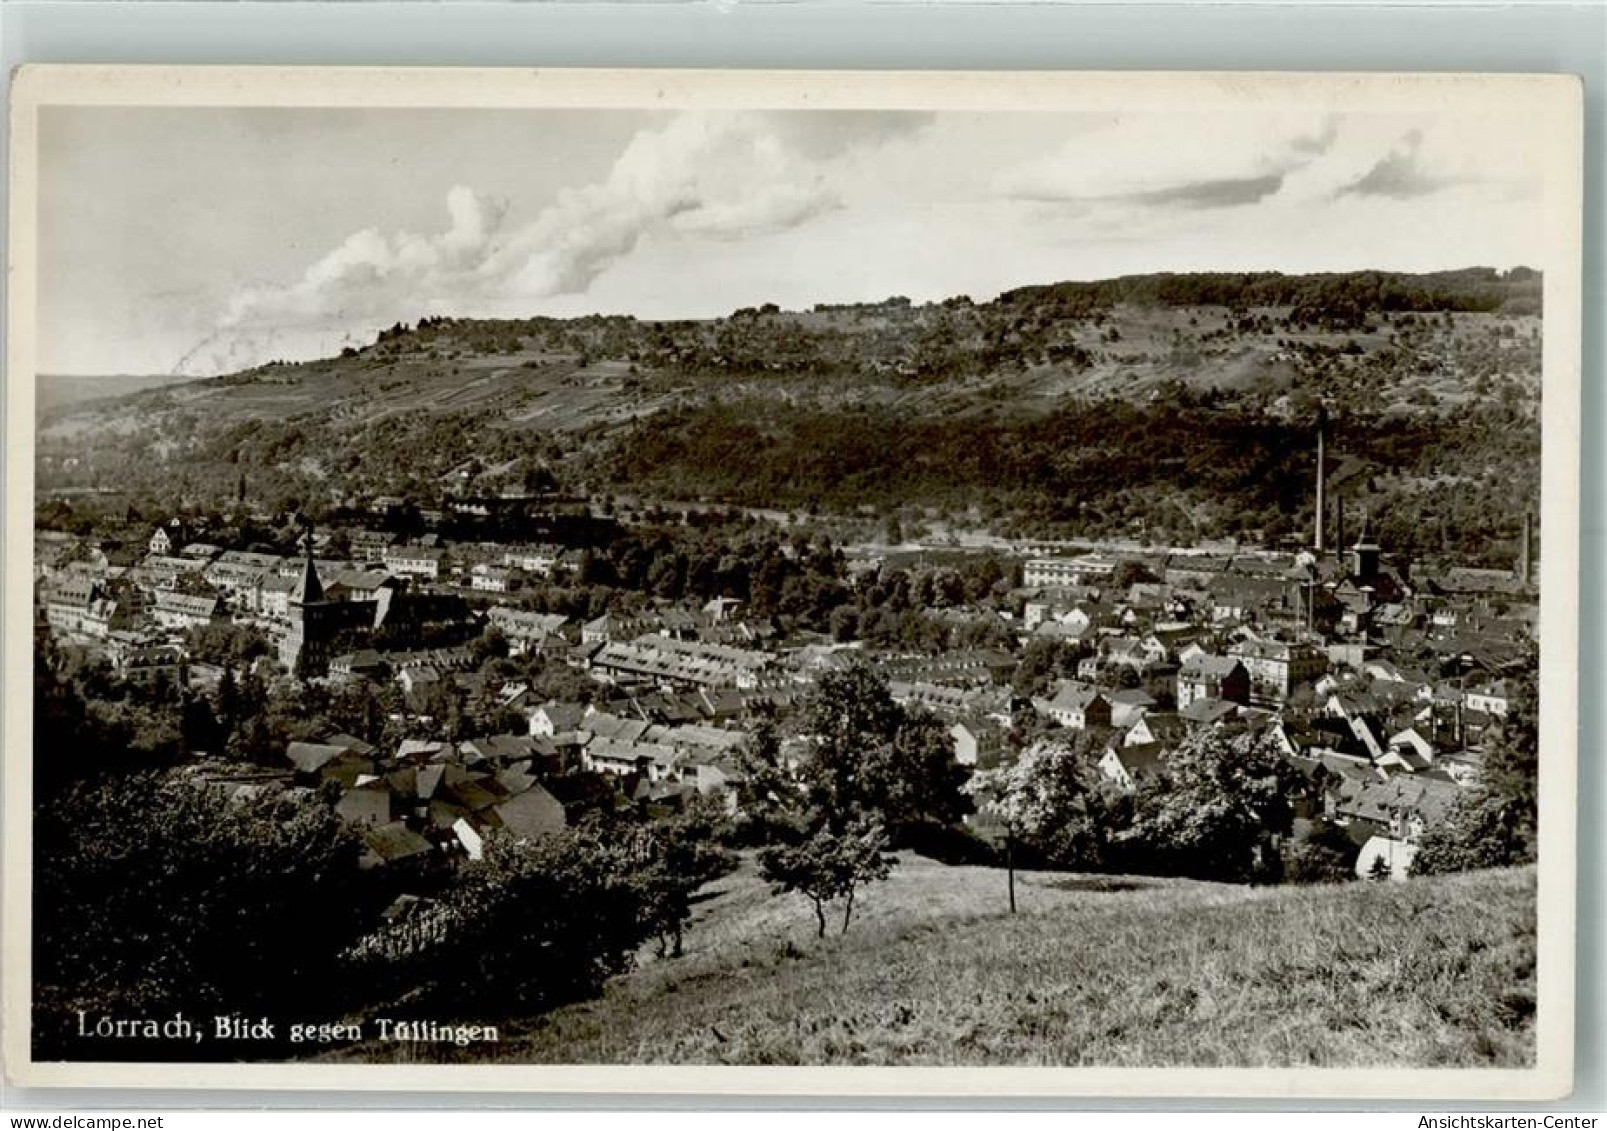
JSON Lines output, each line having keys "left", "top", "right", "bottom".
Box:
{"left": 1518, "top": 511, "right": 1533, "bottom": 585}
{"left": 1315, "top": 407, "right": 1327, "bottom": 553}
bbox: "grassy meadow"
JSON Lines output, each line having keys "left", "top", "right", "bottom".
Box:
{"left": 333, "top": 854, "right": 1536, "bottom": 1068}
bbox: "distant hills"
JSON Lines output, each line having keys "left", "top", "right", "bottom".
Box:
{"left": 33, "top": 268, "right": 1543, "bottom": 564}
{"left": 36, "top": 372, "right": 204, "bottom": 414}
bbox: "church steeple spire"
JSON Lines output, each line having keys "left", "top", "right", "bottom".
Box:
{"left": 290, "top": 521, "right": 324, "bottom": 605}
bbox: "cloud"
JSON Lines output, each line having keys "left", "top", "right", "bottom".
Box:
{"left": 997, "top": 113, "right": 1338, "bottom": 212}
{"left": 1124, "top": 173, "right": 1286, "bottom": 210}
{"left": 1289, "top": 116, "right": 1340, "bottom": 156}
{"left": 1337, "top": 130, "right": 1455, "bottom": 199}
{"left": 217, "top": 111, "right": 853, "bottom": 348}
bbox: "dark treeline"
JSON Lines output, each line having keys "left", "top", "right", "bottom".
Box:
{"left": 600, "top": 388, "right": 1539, "bottom": 563}
{"left": 999, "top": 267, "right": 1542, "bottom": 321}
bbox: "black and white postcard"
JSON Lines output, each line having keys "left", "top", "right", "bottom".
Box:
{"left": 2, "top": 67, "right": 1583, "bottom": 1099}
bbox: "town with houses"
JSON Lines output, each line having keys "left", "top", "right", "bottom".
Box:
{"left": 34, "top": 434, "right": 1539, "bottom": 886}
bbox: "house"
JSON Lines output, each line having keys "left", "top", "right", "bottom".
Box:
{"left": 1337, "top": 777, "right": 1460, "bottom": 843}
{"left": 1387, "top": 726, "right": 1436, "bottom": 765}
{"left": 1178, "top": 697, "right": 1242, "bottom": 730}
{"left": 582, "top": 611, "right": 663, "bottom": 645}
{"left": 329, "top": 650, "right": 388, "bottom": 680}
{"left": 383, "top": 544, "right": 448, "bottom": 580}
{"left": 591, "top": 635, "right": 772, "bottom": 691}
{"left": 584, "top": 738, "right": 679, "bottom": 781}
{"left": 877, "top": 649, "right": 1016, "bottom": 688}
{"left": 528, "top": 701, "right": 587, "bottom": 738}
{"left": 151, "top": 589, "right": 223, "bottom": 631}
{"left": 470, "top": 565, "right": 524, "bottom": 593}
{"left": 148, "top": 519, "right": 187, "bottom": 556}
{"left": 204, "top": 551, "right": 284, "bottom": 606}
{"left": 117, "top": 644, "right": 186, "bottom": 687}
{"left": 459, "top": 734, "right": 546, "bottom": 766}
{"left": 486, "top": 608, "right": 568, "bottom": 653}
{"left": 1098, "top": 741, "right": 1166, "bottom": 791}
{"left": 325, "top": 570, "right": 397, "bottom": 603}
{"left": 285, "top": 741, "right": 374, "bottom": 788}
{"left": 1464, "top": 679, "right": 1512, "bottom": 718}
{"left": 1032, "top": 680, "right": 1112, "bottom": 731}
{"left": 1124, "top": 711, "right": 1185, "bottom": 748}
{"left": 703, "top": 596, "right": 743, "bottom": 623}
{"left": 1354, "top": 835, "right": 1415, "bottom": 881}
{"left": 1106, "top": 689, "right": 1157, "bottom": 729}
{"left": 359, "top": 822, "right": 434, "bottom": 870}
{"left": 1208, "top": 574, "right": 1301, "bottom": 624}
{"left": 256, "top": 574, "right": 298, "bottom": 619}
{"left": 1143, "top": 624, "right": 1202, "bottom": 663}
{"left": 950, "top": 722, "right": 980, "bottom": 767}
{"left": 502, "top": 544, "right": 563, "bottom": 575}
{"left": 1227, "top": 637, "right": 1327, "bottom": 706}
{"left": 336, "top": 780, "right": 394, "bottom": 827}
{"left": 1023, "top": 555, "right": 1116, "bottom": 589}
{"left": 347, "top": 529, "right": 396, "bottom": 562}
{"left": 492, "top": 783, "right": 568, "bottom": 840}
{"left": 1176, "top": 655, "right": 1250, "bottom": 710}
{"left": 44, "top": 575, "right": 98, "bottom": 637}
{"left": 397, "top": 738, "right": 450, "bottom": 763}
{"left": 1100, "top": 637, "right": 1155, "bottom": 673}
{"left": 133, "top": 554, "right": 211, "bottom": 591}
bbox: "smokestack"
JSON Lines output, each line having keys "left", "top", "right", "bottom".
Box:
{"left": 1315, "top": 410, "right": 1326, "bottom": 553}
{"left": 1519, "top": 511, "right": 1532, "bottom": 585}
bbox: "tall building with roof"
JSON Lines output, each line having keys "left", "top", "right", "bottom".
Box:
{"left": 278, "top": 530, "right": 377, "bottom": 679}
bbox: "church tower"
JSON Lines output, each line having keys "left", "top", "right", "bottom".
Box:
{"left": 279, "top": 523, "right": 326, "bottom": 677}
{"left": 1349, "top": 513, "right": 1381, "bottom": 579}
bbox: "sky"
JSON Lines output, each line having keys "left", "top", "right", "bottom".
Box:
{"left": 36, "top": 103, "right": 1554, "bottom": 377}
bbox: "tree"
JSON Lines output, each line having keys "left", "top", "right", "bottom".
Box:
{"left": 730, "top": 717, "right": 800, "bottom": 837}
{"left": 798, "top": 658, "right": 969, "bottom": 838}
{"left": 798, "top": 659, "right": 905, "bottom": 822}
{"left": 33, "top": 772, "right": 373, "bottom": 1054}
{"left": 1012, "top": 639, "right": 1081, "bottom": 698}
{"left": 861, "top": 710, "right": 974, "bottom": 833}
{"left": 758, "top": 812, "right": 894, "bottom": 937}
{"left": 1412, "top": 673, "right": 1538, "bottom": 876}
{"left": 966, "top": 739, "right": 1103, "bottom": 912}
{"left": 469, "top": 624, "right": 510, "bottom": 664}
{"left": 1123, "top": 727, "right": 1299, "bottom": 883}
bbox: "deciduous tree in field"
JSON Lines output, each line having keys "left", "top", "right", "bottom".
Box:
{"left": 966, "top": 739, "right": 1103, "bottom": 912}
{"left": 758, "top": 811, "right": 894, "bottom": 938}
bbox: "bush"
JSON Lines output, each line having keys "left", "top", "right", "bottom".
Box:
{"left": 892, "top": 819, "right": 999, "bottom": 867}
{"left": 1281, "top": 821, "right": 1358, "bottom": 885}
{"left": 353, "top": 827, "right": 671, "bottom": 1015}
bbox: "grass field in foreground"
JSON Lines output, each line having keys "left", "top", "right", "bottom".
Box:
{"left": 340, "top": 855, "right": 1537, "bottom": 1068}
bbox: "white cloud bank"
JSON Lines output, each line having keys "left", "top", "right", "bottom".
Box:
{"left": 211, "top": 112, "right": 846, "bottom": 363}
